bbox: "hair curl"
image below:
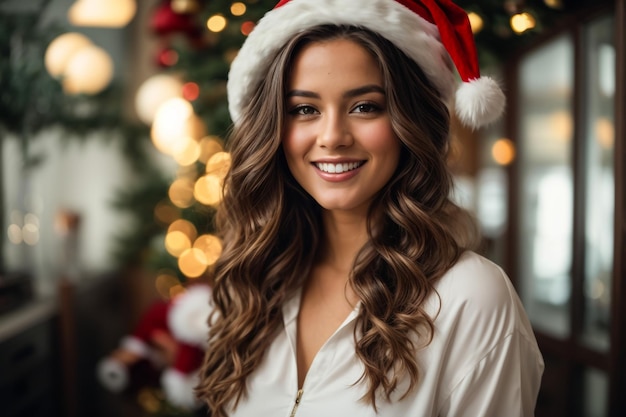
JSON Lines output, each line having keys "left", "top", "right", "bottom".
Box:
{"left": 196, "top": 25, "right": 478, "bottom": 416}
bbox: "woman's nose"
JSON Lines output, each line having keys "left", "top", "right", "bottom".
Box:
{"left": 316, "top": 112, "right": 353, "bottom": 149}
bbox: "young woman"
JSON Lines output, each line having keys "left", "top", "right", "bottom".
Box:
{"left": 196, "top": 1, "right": 544, "bottom": 416}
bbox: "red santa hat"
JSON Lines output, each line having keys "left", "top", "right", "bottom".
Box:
{"left": 227, "top": 0, "right": 504, "bottom": 129}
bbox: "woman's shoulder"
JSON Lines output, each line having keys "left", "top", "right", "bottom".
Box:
{"left": 435, "top": 251, "right": 516, "bottom": 312}
{"left": 429, "top": 251, "right": 534, "bottom": 340}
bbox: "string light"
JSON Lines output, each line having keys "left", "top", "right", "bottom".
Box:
{"left": 241, "top": 21, "right": 255, "bottom": 36}
{"left": 194, "top": 174, "right": 224, "bottom": 206}
{"left": 168, "top": 178, "right": 195, "bottom": 208}
{"left": 491, "top": 138, "right": 516, "bottom": 166}
{"left": 510, "top": 12, "right": 536, "bottom": 34}
{"left": 207, "top": 14, "right": 228, "bottom": 32}
{"left": 467, "top": 12, "right": 484, "bottom": 34}
{"left": 230, "top": 2, "right": 247, "bottom": 16}
{"left": 193, "top": 234, "right": 223, "bottom": 266}
{"left": 178, "top": 248, "right": 208, "bottom": 278}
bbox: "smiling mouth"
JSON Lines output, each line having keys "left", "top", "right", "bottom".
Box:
{"left": 314, "top": 161, "right": 365, "bottom": 174}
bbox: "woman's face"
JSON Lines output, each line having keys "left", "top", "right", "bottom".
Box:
{"left": 282, "top": 38, "right": 401, "bottom": 215}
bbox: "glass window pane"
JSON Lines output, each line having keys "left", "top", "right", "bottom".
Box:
{"left": 517, "top": 34, "right": 574, "bottom": 338}
{"left": 582, "top": 15, "right": 614, "bottom": 352}
{"left": 584, "top": 367, "right": 608, "bottom": 417}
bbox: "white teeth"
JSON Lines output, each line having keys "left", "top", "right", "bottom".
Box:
{"left": 316, "top": 162, "right": 363, "bottom": 173}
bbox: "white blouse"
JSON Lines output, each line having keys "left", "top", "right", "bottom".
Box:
{"left": 227, "top": 251, "right": 544, "bottom": 417}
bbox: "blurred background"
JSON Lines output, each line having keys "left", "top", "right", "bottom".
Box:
{"left": 0, "top": 0, "right": 623, "bottom": 416}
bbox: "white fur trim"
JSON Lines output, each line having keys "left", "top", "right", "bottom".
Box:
{"left": 96, "top": 358, "right": 129, "bottom": 392}
{"left": 120, "top": 335, "right": 150, "bottom": 357}
{"left": 161, "top": 368, "right": 202, "bottom": 409}
{"left": 455, "top": 76, "right": 506, "bottom": 128}
{"left": 227, "top": 0, "right": 456, "bottom": 125}
{"left": 167, "top": 285, "right": 212, "bottom": 346}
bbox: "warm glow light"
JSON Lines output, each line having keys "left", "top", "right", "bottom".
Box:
{"left": 68, "top": 0, "right": 136, "bottom": 28}
{"left": 165, "top": 230, "right": 191, "bottom": 257}
{"left": 172, "top": 136, "right": 202, "bottom": 166}
{"left": 198, "top": 136, "right": 224, "bottom": 164}
{"left": 7, "top": 224, "right": 22, "bottom": 244}
{"left": 224, "top": 48, "right": 240, "bottom": 63}
{"left": 241, "top": 21, "right": 255, "bottom": 36}
{"left": 135, "top": 74, "right": 183, "bottom": 125}
{"left": 510, "top": 12, "right": 536, "bottom": 34}
{"left": 22, "top": 223, "right": 39, "bottom": 246}
{"left": 45, "top": 32, "right": 92, "bottom": 78}
{"left": 595, "top": 117, "right": 614, "bottom": 149}
{"left": 193, "top": 234, "right": 223, "bottom": 266}
{"left": 205, "top": 151, "right": 231, "bottom": 179}
{"left": 207, "top": 14, "right": 227, "bottom": 32}
{"left": 155, "top": 271, "right": 180, "bottom": 299}
{"left": 230, "top": 2, "right": 247, "bottom": 16}
{"left": 178, "top": 248, "right": 208, "bottom": 278}
{"left": 168, "top": 219, "right": 198, "bottom": 242}
{"left": 549, "top": 111, "right": 573, "bottom": 143}
{"left": 194, "top": 175, "right": 223, "bottom": 206}
{"left": 467, "top": 12, "right": 484, "bottom": 34}
{"left": 544, "top": 0, "right": 563, "bottom": 8}
{"left": 182, "top": 82, "right": 200, "bottom": 101}
{"left": 172, "top": 0, "right": 200, "bottom": 14}
{"left": 62, "top": 45, "right": 114, "bottom": 95}
{"left": 491, "top": 138, "right": 516, "bottom": 166}
{"left": 168, "top": 178, "right": 195, "bottom": 208}
{"left": 154, "top": 200, "right": 179, "bottom": 226}
{"left": 151, "top": 98, "right": 206, "bottom": 155}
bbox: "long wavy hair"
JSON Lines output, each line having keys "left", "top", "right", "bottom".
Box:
{"left": 196, "top": 25, "right": 478, "bottom": 416}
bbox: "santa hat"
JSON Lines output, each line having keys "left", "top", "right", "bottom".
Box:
{"left": 227, "top": 0, "right": 505, "bottom": 129}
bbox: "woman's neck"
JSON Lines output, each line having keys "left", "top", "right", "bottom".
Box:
{"left": 318, "top": 209, "right": 369, "bottom": 273}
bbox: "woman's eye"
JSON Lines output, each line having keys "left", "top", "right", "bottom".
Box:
{"left": 289, "top": 105, "right": 318, "bottom": 116}
{"left": 352, "top": 103, "right": 380, "bottom": 113}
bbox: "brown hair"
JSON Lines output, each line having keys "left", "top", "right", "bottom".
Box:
{"left": 196, "top": 25, "right": 478, "bottom": 416}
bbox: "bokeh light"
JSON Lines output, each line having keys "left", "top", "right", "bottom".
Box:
{"left": 194, "top": 175, "right": 223, "bottom": 206}
{"left": 207, "top": 14, "right": 227, "bottom": 32}
{"left": 510, "top": 12, "right": 536, "bottom": 34}
{"left": 172, "top": 136, "right": 201, "bottom": 166}
{"left": 193, "top": 234, "right": 222, "bottom": 266}
{"left": 178, "top": 248, "right": 208, "bottom": 278}
{"left": 135, "top": 74, "right": 183, "bottom": 125}
{"left": 168, "top": 219, "right": 198, "bottom": 242}
{"left": 154, "top": 200, "right": 180, "bottom": 226}
{"left": 68, "top": 0, "right": 136, "bottom": 28}
{"left": 230, "top": 2, "right": 246, "bottom": 16}
{"left": 205, "top": 151, "right": 231, "bottom": 179}
{"left": 62, "top": 44, "right": 114, "bottom": 95}
{"left": 491, "top": 138, "right": 516, "bottom": 166}
{"left": 168, "top": 178, "right": 195, "bottom": 208}
{"left": 45, "top": 32, "right": 92, "bottom": 78}
{"left": 151, "top": 98, "right": 206, "bottom": 156}
{"left": 155, "top": 270, "right": 181, "bottom": 299}
{"left": 467, "top": 12, "right": 484, "bottom": 34}
{"left": 182, "top": 82, "right": 200, "bottom": 101}
{"left": 241, "top": 21, "right": 255, "bottom": 36}
{"left": 198, "top": 136, "right": 224, "bottom": 164}
{"left": 165, "top": 230, "right": 191, "bottom": 257}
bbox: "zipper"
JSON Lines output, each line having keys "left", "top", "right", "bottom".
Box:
{"left": 289, "top": 389, "right": 304, "bottom": 417}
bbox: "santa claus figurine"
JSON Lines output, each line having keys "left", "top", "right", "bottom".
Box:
{"left": 97, "top": 284, "right": 212, "bottom": 409}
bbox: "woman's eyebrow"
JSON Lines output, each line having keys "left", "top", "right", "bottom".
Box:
{"left": 286, "top": 85, "right": 385, "bottom": 99}
{"left": 286, "top": 89, "right": 319, "bottom": 98}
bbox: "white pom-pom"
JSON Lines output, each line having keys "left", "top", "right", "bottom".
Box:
{"left": 455, "top": 76, "right": 505, "bottom": 128}
{"left": 97, "top": 358, "right": 129, "bottom": 392}
{"left": 167, "top": 285, "right": 212, "bottom": 346}
{"left": 161, "top": 367, "right": 202, "bottom": 409}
